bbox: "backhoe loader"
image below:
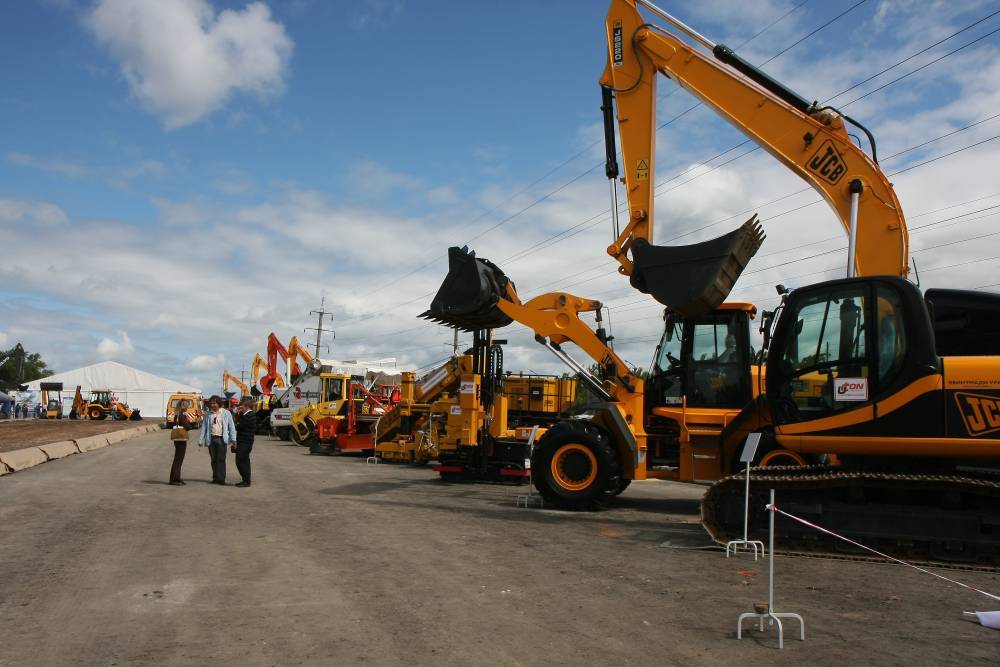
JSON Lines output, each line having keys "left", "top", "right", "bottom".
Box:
{"left": 73, "top": 387, "right": 141, "bottom": 421}
{"left": 39, "top": 382, "right": 64, "bottom": 419}
{"left": 423, "top": 0, "right": 1000, "bottom": 562}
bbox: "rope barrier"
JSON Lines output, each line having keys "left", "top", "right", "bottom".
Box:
{"left": 767, "top": 502, "right": 1000, "bottom": 603}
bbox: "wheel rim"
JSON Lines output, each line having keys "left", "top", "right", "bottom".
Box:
{"left": 759, "top": 448, "right": 807, "bottom": 467}
{"left": 550, "top": 443, "right": 598, "bottom": 492}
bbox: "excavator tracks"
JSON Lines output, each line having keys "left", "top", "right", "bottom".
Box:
{"left": 701, "top": 465, "right": 1000, "bottom": 566}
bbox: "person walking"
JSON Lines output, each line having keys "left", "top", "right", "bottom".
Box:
{"left": 168, "top": 400, "right": 192, "bottom": 486}
{"left": 232, "top": 396, "right": 257, "bottom": 488}
{"left": 198, "top": 396, "right": 236, "bottom": 485}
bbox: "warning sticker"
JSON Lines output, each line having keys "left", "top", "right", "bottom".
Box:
{"left": 450, "top": 405, "right": 462, "bottom": 415}
{"left": 460, "top": 381, "right": 475, "bottom": 394}
{"left": 636, "top": 159, "right": 649, "bottom": 181}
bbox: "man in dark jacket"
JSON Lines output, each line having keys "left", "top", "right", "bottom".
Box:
{"left": 233, "top": 396, "right": 257, "bottom": 488}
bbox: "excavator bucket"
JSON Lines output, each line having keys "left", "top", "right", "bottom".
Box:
{"left": 629, "top": 216, "right": 765, "bottom": 316}
{"left": 421, "top": 246, "right": 514, "bottom": 331}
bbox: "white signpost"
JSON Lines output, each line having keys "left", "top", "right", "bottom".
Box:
{"left": 725, "top": 432, "right": 766, "bottom": 560}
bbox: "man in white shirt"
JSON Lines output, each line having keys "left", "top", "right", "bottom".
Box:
{"left": 198, "top": 396, "right": 237, "bottom": 485}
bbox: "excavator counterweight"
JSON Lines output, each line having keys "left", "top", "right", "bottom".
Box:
{"left": 421, "top": 246, "right": 514, "bottom": 331}
{"left": 630, "top": 216, "right": 764, "bottom": 316}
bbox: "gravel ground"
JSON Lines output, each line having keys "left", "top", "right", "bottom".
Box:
{"left": 0, "top": 431, "right": 997, "bottom": 665}
{"left": 0, "top": 418, "right": 156, "bottom": 453}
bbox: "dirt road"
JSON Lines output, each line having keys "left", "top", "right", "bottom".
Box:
{"left": 0, "top": 433, "right": 997, "bottom": 665}
{"left": 0, "top": 418, "right": 155, "bottom": 453}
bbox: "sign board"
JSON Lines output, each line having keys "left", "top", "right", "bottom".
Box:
{"left": 459, "top": 381, "right": 475, "bottom": 395}
{"left": 834, "top": 377, "right": 868, "bottom": 401}
{"left": 740, "top": 432, "right": 762, "bottom": 464}
{"left": 449, "top": 405, "right": 462, "bottom": 415}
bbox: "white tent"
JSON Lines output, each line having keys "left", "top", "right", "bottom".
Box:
{"left": 26, "top": 361, "right": 200, "bottom": 418}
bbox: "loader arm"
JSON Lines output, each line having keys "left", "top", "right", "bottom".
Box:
{"left": 601, "top": 0, "right": 908, "bottom": 279}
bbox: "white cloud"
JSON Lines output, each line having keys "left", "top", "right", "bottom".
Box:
{"left": 187, "top": 353, "right": 225, "bottom": 370}
{"left": 5, "top": 152, "right": 89, "bottom": 178}
{"left": 348, "top": 159, "right": 420, "bottom": 195}
{"left": 0, "top": 331, "right": 8, "bottom": 348}
{"left": 0, "top": 198, "right": 70, "bottom": 226}
{"left": 352, "top": 0, "right": 404, "bottom": 31}
{"left": 86, "top": 0, "right": 293, "bottom": 129}
{"left": 97, "top": 331, "right": 135, "bottom": 359}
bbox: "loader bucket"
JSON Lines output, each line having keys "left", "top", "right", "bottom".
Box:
{"left": 420, "top": 246, "right": 514, "bottom": 331}
{"left": 630, "top": 216, "right": 765, "bottom": 316}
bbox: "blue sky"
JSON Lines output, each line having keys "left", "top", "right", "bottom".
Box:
{"left": 2, "top": 0, "right": 1000, "bottom": 392}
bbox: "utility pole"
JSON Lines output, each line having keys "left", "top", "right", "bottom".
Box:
{"left": 305, "top": 296, "right": 335, "bottom": 359}
{"left": 453, "top": 328, "right": 459, "bottom": 356}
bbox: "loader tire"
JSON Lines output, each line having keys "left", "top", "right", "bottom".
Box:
{"left": 530, "top": 420, "right": 621, "bottom": 510}
{"left": 88, "top": 406, "right": 106, "bottom": 421}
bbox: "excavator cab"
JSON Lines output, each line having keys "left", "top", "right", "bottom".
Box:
{"left": 766, "top": 276, "right": 937, "bottom": 430}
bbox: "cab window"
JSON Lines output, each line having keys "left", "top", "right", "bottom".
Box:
{"left": 651, "top": 319, "right": 683, "bottom": 405}
{"left": 688, "top": 321, "right": 746, "bottom": 407}
{"left": 877, "top": 286, "right": 907, "bottom": 384}
{"left": 772, "top": 285, "right": 869, "bottom": 422}
{"left": 323, "top": 379, "right": 343, "bottom": 403}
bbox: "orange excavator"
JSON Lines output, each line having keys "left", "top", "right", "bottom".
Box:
{"left": 423, "top": 0, "right": 1000, "bottom": 562}
{"left": 251, "top": 353, "right": 285, "bottom": 394}
{"left": 260, "top": 333, "right": 305, "bottom": 394}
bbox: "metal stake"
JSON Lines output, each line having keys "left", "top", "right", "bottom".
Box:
{"left": 737, "top": 489, "right": 805, "bottom": 649}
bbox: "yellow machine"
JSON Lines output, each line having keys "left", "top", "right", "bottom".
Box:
{"left": 290, "top": 372, "right": 398, "bottom": 454}
{"left": 375, "top": 353, "right": 577, "bottom": 474}
{"left": 39, "top": 382, "right": 64, "bottom": 419}
{"left": 251, "top": 354, "right": 285, "bottom": 393}
{"left": 165, "top": 392, "right": 203, "bottom": 428}
{"left": 72, "top": 387, "right": 141, "bottom": 420}
{"left": 222, "top": 371, "right": 250, "bottom": 397}
{"left": 423, "top": 0, "right": 1000, "bottom": 561}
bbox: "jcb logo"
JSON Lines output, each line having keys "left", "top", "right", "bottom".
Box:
{"left": 806, "top": 140, "right": 847, "bottom": 185}
{"left": 955, "top": 392, "right": 1000, "bottom": 436}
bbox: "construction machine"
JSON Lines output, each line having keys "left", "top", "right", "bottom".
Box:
{"left": 290, "top": 371, "right": 401, "bottom": 455}
{"left": 39, "top": 382, "right": 64, "bottom": 419}
{"left": 251, "top": 354, "right": 285, "bottom": 394}
{"left": 424, "top": 0, "right": 1000, "bottom": 561}
{"left": 374, "top": 350, "right": 577, "bottom": 472}
{"left": 222, "top": 370, "right": 250, "bottom": 397}
{"left": 74, "top": 388, "right": 142, "bottom": 420}
{"left": 260, "top": 333, "right": 311, "bottom": 394}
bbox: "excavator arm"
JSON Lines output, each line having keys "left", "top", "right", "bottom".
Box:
{"left": 601, "top": 0, "right": 907, "bottom": 279}
{"left": 287, "top": 336, "right": 314, "bottom": 374}
{"left": 222, "top": 370, "right": 250, "bottom": 396}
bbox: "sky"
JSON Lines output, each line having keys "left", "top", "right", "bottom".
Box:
{"left": 2, "top": 0, "right": 1000, "bottom": 393}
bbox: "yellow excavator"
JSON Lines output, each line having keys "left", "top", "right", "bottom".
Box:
{"left": 424, "top": 0, "right": 1000, "bottom": 562}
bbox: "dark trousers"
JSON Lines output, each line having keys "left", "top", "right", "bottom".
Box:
{"left": 170, "top": 441, "right": 187, "bottom": 483}
{"left": 208, "top": 436, "right": 227, "bottom": 483}
{"left": 235, "top": 441, "right": 253, "bottom": 484}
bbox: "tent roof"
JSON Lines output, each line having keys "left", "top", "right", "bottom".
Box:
{"left": 25, "top": 360, "right": 200, "bottom": 393}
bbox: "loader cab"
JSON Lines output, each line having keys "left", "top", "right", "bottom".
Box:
{"left": 648, "top": 304, "right": 756, "bottom": 410}
{"left": 766, "top": 276, "right": 938, "bottom": 428}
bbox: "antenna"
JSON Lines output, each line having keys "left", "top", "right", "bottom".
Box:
{"left": 305, "top": 295, "right": 336, "bottom": 358}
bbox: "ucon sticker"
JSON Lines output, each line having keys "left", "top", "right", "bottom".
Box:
{"left": 833, "top": 377, "right": 868, "bottom": 401}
